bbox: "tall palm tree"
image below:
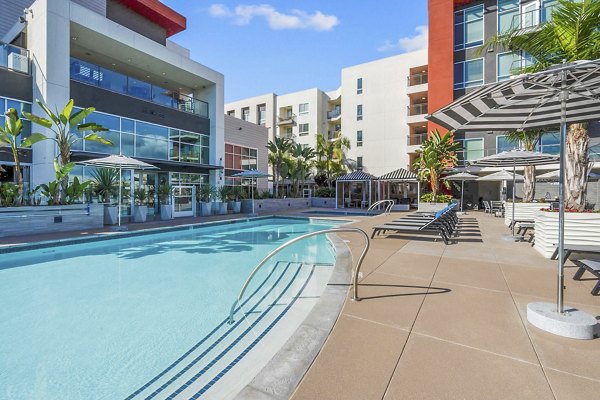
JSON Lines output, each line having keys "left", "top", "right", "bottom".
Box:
{"left": 480, "top": 0, "right": 600, "bottom": 209}
{"left": 504, "top": 130, "right": 545, "bottom": 202}
{"left": 266, "top": 137, "right": 293, "bottom": 198}
{"left": 315, "top": 133, "right": 351, "bottom": 188}
{"left": 289, "top": 143, "right": 316, "bottom": 196}
{"left": 413, "top": 129, "right": 461, "bottom": 202}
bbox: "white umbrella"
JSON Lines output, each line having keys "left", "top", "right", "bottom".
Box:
{"left": 79, "top": 154, "right": 157, "bottom": 227}
{"left": 428, "top": 60, "right": 600, "bottom": 338}
{"left": 445, "top": 171, "right": 478, "bottom": 212}
{"left": 232, "top": 169, "right": 271, "bottom": 216}
{"left": 477, "top": 169, "right": 525, "bottom": 202}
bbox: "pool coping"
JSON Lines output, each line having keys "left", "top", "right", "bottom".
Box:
{"left": 233, "top": 232, "right": 353, "bottom": 400}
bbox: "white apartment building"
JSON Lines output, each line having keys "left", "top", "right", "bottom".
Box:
{"left": 225, "top": 49, "right": 428, "bottom": 179}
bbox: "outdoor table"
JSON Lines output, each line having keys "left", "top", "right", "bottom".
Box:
{"left": 551, "top": 245, "right": 600, "bottom": 263}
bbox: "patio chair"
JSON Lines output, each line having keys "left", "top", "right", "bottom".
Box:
{"left": 483, "top": 201, "right": 491, "bottom": 214}
{"left": 490, "top": 201, "right": 503, "bottom": 216}
{"left": 371, "top": 206, "right": 457, "bottom": 244}
{"left": 572, "top": 259, "right": 600, "bottom": 296}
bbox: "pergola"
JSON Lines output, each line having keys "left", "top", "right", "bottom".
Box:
{"left": 335, "top": 170, "right": 379, "bottom": 209}
{"left": 377, "top": 168, "right": 419, "bottom": 208}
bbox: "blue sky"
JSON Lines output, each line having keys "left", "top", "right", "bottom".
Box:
{"left": 161, "top": 1, "right": 428, "bottom": 103}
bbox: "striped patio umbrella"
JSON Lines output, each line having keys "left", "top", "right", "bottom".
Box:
{"left": 427, "top": 59, "right": 600, "bottom": 332}
{"left": 232, "top": 169, "right": 271, "bottom": 216}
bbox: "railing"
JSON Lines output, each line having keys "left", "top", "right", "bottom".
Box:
{"left": 327, "top": 108, "right": 341, "bottom": 119}
{"left": 277, "top": 113, "right": 296, "bottom": 124}
{"left": 0, "top": 204, "right": 91, "bottom": 218}
{"left": 407, "top": 103, "right": 428, "bottom": 116}
{"left": 407, "top": 73, "right": 428, "bottom": 87}
{"left": 0, "top": 42, "right": 29, "bottom": 74}
{"left": 501, "top": 4, "right": 557, "bottom": 34}
{"left": 69, "top": 57, "right": 209, "bottom": 118}
{"left": 408, "top": 132, "right": 428, "bottom": 146}
{"left": 328, "top": 130, "right": 341, "bottom": 140}
{"left": 228, "top": 228, "right": 370, "bottom": 324}
{"left": 368, "top": 199, "right": 395, "bottom": 215}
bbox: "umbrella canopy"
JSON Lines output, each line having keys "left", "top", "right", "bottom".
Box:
{"left": 476, "top": 170, "right": 524, "bottom": 182}
{"left": 445, "top": 171, "right": 478, "bottom": 213}
{"left": 427, "top": 60, "right": 600, "bottom": 329}
{"left": 537, "top": 169, "right": 600, "bottom": 181}
{"left": 378, "top": 168, "right": 417, "bottom": 182}
{"left": 470, "top": 149, "right": 559, "bottom": 168}
{"left": 232, "top": 169, "right": 271, "bottom": 216}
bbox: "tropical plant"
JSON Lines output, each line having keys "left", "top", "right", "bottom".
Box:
{"left": 217, "top": 185, "right": 231, "bottom": 202}
{"left": 231, "top": 185, "right": 246, "bottom": 201}
{"left": 480, "top": 0, "right": 600, "bottom": 209}
{"left": 157, "top": 183, "right": 173, "bottom": 204}
{"left": 315, "top": 133, "right": 351, "bottom": 188}
{"left": 503, "top": 130, "right": 545, "bottom": 202}
{"left": 197, "top": 184, "right": 217, "bottom": 203}
{"left": 134, "top": 188, "right": 147, "bottom": 205}
{"left": 0, "top": 182, "right": 20, "bottom": 206}
{"left": 23, "top": 99, "right": 111, "bottom": 202}
{"left": 413, "top": 130, "right": 461, "bottom": 202}
{"left": 91, "top": 168, "right": 119, "bottom": 204}
{"left": 267, "top": 137, "right": 293, "bottom": 198}
{"left": 35, "top": 160, "right": 77, "bottom": 205}
{"left": 314, "top": 187, "right": 336, "bottom": 198}
{"left": 0, "top": 108, "right": 46, "bottom": 201}
{"left": 420, "top": 193, "right": 453, "bottom": 203}
{"left": 64, "top": 177, "right": 91, "bottom": 205}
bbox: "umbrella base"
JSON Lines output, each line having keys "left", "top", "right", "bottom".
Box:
{"left": 527, "top": 302, "right": 598, "bottom": 340}
{"left": 247, "top": 213, "right": 259, "bottom": 218}
{"left": 110, "top": 225, "right": 129, "bottom": 232}
{"left": 502, "top": 234, "right": 525, "bottom": 242}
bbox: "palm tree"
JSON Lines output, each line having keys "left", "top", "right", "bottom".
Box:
{"left": 315, "top": 133, "right": 351, "bottom": 188}
{"left": 266, "top": 137, "right": 293, "bottom": 198}
{"left": 504, "top": 130, "right": 545, "bottom": 202}
{"left": 480, "top": 0, "right": 600, "bottom": 209}
{"left": 413, "top": 129, "right": 461, "bottom": 202}
{"left": 288, "top": 143, "right": 316, "bottom": 196}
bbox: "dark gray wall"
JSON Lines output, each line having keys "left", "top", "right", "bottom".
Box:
{"left": 0, "top": 68, "right": 32, "bottom": 102}
{"left": 106, "top": 0, "right": 167, "bottom": 45}
{"left": 70, "top": 80, "right": 210, "bottom": 135}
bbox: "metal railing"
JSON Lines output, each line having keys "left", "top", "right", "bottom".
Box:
{"left": 228, "top": 228, "right": 370, "bottom": 324}
{"left": 368, "top": 199, "right": 395, "bottom": 214}
{"left": 407, "top": 73, "right": 428, "bottom": 86}
{"left": 407, "top": 103, "right": 428, "bottom": 116}
{"left": 408, "top": 132, "right": 428, "bottom": 146}
{"left": 277, "top": 113, "right": 296, "bottom": 124}
{"left": 327, "top": 108, "right": 341, "bottom": 119}
{"left": 1, "top": 42, "right": 29, "bottom": 74}
{"left": 0, "top": 204, "right": 91, "bottom": 218}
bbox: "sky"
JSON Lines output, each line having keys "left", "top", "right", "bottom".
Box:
{"left": 161, "top": 1, "right": 429, "bottom": 103}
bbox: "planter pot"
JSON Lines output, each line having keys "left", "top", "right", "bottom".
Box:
{"left": 133, "top": 205, "right": 148, "bottom": 223}
{"left": 418, "top": 203, "right": 448, "bottom": 213}
{"left": 199, "top": 202, "right": 212, "bottom": 217}
{"left": 534, "top": 211, "right": 600, "bottom": 258}
{"left": 212, "top": 202, "right": 221, "bottom": 215}
{"left": 218, "top": 202, "right": 228, "bottom": 215}
{"left": 231, "top": 201, "right": 241, "bottom": 213}
{"left": 104, "top": 206, "right": 118, "bottom": 225}
{"left": 504, "top": 202, "right": 543, "bottom": 226}
{"left": 160, "top": 204, "right": 173, "bottom": 220}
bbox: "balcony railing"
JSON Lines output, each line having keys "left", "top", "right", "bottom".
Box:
{"left": 500, "top": 4, "right": 557, "bottom": 34}
{"left": 277, "top": 113, "right": 296, "bottom": 125}
{"left": 407, "top": 73, "right": 428, "bottom": 87}
{"left": 407, "top": 103, "right": 428, "bottom": 116}
{"left": 408, "top": 132, "right": 428, "bottom": 146}
{"left": 1, "top": 42, "right": 29, "bottom": 74}
{"left": 327, "top": 108, "right": 341, "bottom": 120}
{"left": 327, "top": 130, "right": 341, "bottom": 141}
{"left": 70, "top": 57, "right": 209, "bottom": 118}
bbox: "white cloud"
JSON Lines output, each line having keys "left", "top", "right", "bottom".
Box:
{"left": 208, "top": 4, "right": 339, "bottom": 31}
{"left": 378, "top": 25, "right": 429, "bottom": 53}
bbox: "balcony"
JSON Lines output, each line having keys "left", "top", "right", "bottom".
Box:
{"left": 70, "top": 57, "right": 209, "bottom": 118}
{"left": 499, "top": 5, "right": 557, "bottom": 34}
{"left": 277, "top": 113, "right": 296, "bottom": 126}
{"left": 407, "top": 73, "right": 428, "bottom": 87}
{"left": 1, "top": 42, "right": 29, "bottom": 74}
{"left": 408, "top": 133, "right": 428, "bottom": 147}
{"left": 327, "top": 130, "right": 341, "bottom": 141}
{"left": 327, "top": 108, "right": 341, "bottom": 120}
{"left": 407, "top": 103, "right": 428, "bottom": 117}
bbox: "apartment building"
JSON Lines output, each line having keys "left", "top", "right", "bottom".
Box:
{"left": 0, "top": 0, "right": 224, "bottom": 217}
{"left": 225, "top": 49, "right": 428, "bottom": 179}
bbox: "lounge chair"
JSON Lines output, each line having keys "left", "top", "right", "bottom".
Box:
{"left": 572, "top": 259, "right": 600, "bottom": 296}
{"left": 483, "top": 201, "right": 491, "bottom": 214}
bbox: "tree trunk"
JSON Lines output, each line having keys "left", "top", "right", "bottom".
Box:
{"left": 273, "top": 168, "right": 278, "bottom": 198}
{"left": 11, "top": 148, "right": 23, "bottom": 204}
{"left": 565, "top": 123, "right": 589, "bottom": 210}
{"left": 522, "top": 165, "right": 536, "bottom": 202}
{"left": 430, "top": 172, "right": 438, "bottom": 201}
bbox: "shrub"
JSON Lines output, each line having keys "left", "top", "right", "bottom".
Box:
{"left": 421, "top": 193, "right": 453, "bottom": 203}
{"left": 314, "top": 187, "right": 336, "bottom": 198}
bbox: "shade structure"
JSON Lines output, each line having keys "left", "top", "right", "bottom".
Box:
{"left": 427, "top": 60, "right": 600, "bottom": 334}
{"left": 232, "top": 169, "right": 271, "bottom": 216}
{"left": 476, "top": 169, "right": 524, "bottom": 182}
{"left": 537, "top": 169, "right": 600, "bottom": 181}
{"left": 445, "top": 171, "right": 478, "bottom": 212}
{"left": 377, "top": 168, "right": 417, "bottom": 182}
{"left": 79, "top": 154, "right": 157, "bottom": 227}
{"left": 335, "top": 170, "right": 378, "bottom": 209}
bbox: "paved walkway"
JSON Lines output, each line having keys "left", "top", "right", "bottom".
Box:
{"left": 291, "top": 212, "right": 600, "bottom": 400}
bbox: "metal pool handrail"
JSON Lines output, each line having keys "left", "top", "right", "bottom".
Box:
{"left": 368, "top": 199, "right": 395, "bottom": 214}
{"left": 228, "top": 228, "right": 370, "bottom": 324}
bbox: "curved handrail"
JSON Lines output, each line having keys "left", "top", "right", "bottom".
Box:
{"left": 228, "top": 228, "right": 370, "bottom": 324}
{"left": 368, "top": 199, "right": 395, "bottom": 214}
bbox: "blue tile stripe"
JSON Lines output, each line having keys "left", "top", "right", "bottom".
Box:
{"left": 138, "top": 262, "right": 300, "bottom": 400}
{"left": 188, "top": 265, "right": 317, "bottom": 399}
{"left": 125, "top": 261, "right": 288, "bottom": 400}
{"left": 163, "top": 263, "right": 312, "bottom": 399}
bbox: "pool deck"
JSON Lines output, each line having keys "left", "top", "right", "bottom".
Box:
{"left": 290, "top": 211, "right": 600, "bottom": 400}
{"left": 3, "top": 209, "right": 599, "bottom": 399}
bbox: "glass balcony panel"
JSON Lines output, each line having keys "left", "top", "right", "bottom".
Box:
{"left": 128, "top": 78, "right": 152, "bottom": 100}
{"left": 153, "top": 86, "right": 176, "bottom": 108}
{"left": 98, "top": 67, "right": 127, "bottom": 93}
{"left": 1, "top": 43, "right": 29, "bottom": 74}
{"left": 201, "top": 147, "right": 209, "bottom": 164}
{"left": 70, "top": 58, "right": 100, "bottom": 85}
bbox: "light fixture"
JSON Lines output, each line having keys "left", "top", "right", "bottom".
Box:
{"left": 71, "top": 36, "right": 78, "bottom": 41}
{"left": 162, "top": 72, "right": 166, "bottom": 75}
{"left": 111, "top": 63, "right": 116, "bottom": 66}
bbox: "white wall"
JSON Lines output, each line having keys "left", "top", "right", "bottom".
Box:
{"left": 225, "top": 93, "right": 276, "bottom": 141}
{"left": 277, "top": 88, "right": 328, "bottom": 149}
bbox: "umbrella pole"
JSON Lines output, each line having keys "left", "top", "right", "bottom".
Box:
{"left": 118, "top": 167, "right": 122, "bottom": 227}
{"left": 512, "top": 163, "right": 516, "bottom": 237}
{"left": 557, "top": 73, "right": 568, "bottom": 314}
{"left": 461, "top": 180, "right": 464, "bottom": 213}
{"left": 252, "top": 177, "right": 255, "bottom": 215}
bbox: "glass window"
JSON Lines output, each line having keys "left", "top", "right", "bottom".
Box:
{"left": 242, "top": 107, "right": 250, "bottom": 121}
{"left": 127, "top": 78, "right": 151, "bottom": 100}
{"left": 496, "top": 135, "right": 515, "bottom": 153}
{"left": 538, "top": 131, "right": 560, "bottom": 154}
{"left": 257, "top": 104, "right": 266, "bottom": 125}
{"left": 459, "top": 138, "right": 484, "bottom": 164}
{"left": 542, "top": 0, "right": 559, "bottom": 22}
{"left": 455, "top": 5, "right": 484, "bottom": 50}
{"left": 454, "top": 58, "right": 484, "bottom": 89}
{"left": 357, "top": 157, "right": 363, "bottom": 169}
{"left": 357, "top": 78, "right": 363, "bottom": 94}
{"left": 97, "top": 67, "right": 127, "bottom": 94}
{"left": 357, "top": 130, "right": 363, "bottom": 147}
{"left": 299, "top": 103, "right": 309, "bottom": 114}
{"left": 299, "top": 123, "right": 309, "bottom": 135}
{"left": 136, "top": 121, "right": 168, "bottom": 139}
{"left": 136, "top": 135, "right": 169, "bottom": 159}
{"left": 152, "top": 86, "right": 175, "bottom": 109}
{"left": 357, "top": 104, "right": 363, "bottom": 121}
{"left": 227, "top": 110, "right": 235, "bottom": 116}
{"left": 70, "top": 58, "right": 100, "bottom": 85}
{"left": 497, "top": 52, "right": 521, "bottom": 81}
{"left": 498, "top": 0, "right": 519, "bottom": 33}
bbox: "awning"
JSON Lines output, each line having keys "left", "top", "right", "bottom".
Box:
{"left": 378, "top": 168, "right": 418, "bottom": 182}
{"left": 336, "top": 170, "right": 378, "bottom": 182}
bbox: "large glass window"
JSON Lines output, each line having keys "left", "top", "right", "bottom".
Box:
{"left": 455, "top": 5, "right": 484, "bottom": 50}
{"left": 458, "top": 138, "right": 484, "bottom": 165}
{"left": 537, "top": 131, "right": 560, "bottom": 154}
{"left": 497, "top": 52, "right": 521, "bottom": 81}
{"left": 299, "top": 123, "right": 309, "bottom": 135}
{"left": 257, "top": 104, "right": 266, "bottom": 125}
{"left": 357, "top": 104, "right": 363, "bottom": 121}
{"left": 498, "top": 0, "right": 520, "bottom": 33}
{"left": 496, "top": 135, "right": 515, "bottom": 153}
{"left": 454, "top": 58, "right": 484, "bottom": 89}
{"left": 299, "top": 103, "right": 309, "bottom": 114}
{"left": 357, "top": 130, "right": 363, "bottom": 147}
{"left": 1, "top": 97, "right": 32, "bottom": 145}
{"left": 542, "top": 0, "right": 559, "bottom": 22}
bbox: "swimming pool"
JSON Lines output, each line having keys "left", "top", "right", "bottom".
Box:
{"left": 0, "top": 217, "right": 342, "bottom": 399}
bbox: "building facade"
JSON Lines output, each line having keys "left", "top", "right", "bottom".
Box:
{"left": 0, "top": 0, "right": 224, "bottom": 217}
{"left": 225, "top": 49, "right": 428, "bottom": 179}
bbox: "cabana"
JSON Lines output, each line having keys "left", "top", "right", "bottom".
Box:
{"left": 377, "top": 168, "right": 419, "bottom": 210}
{"left": 335, "top": 170, "right": 378, "bottom": 209}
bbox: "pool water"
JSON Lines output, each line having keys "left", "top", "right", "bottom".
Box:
{"left": 0, "top": 217, "right": 340, "bottom": 400}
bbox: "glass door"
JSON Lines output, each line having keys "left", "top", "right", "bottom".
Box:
{"left": 172, "top": 185, "right": 195, "bottom": 217}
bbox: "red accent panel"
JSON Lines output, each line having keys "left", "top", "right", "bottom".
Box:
{"left": 454, "top": 0, "right": 478, "bottom": 6}
{"left": 428, "top": 0, "right": 455, "bottom": 134}
{"left": 117, "top": 0, "right": 186, "bottom": 37}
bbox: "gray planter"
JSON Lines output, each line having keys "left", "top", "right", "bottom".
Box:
{"left": 133, "top": 205, "right": 148, "bottom": 223}
{"left": 160, "top": 204, "right": 173, "bottom": 220}
{"left": 104, "top": 206, "right": 118, "bottom": 225}
{"left": 231, "top": 201, "right": 241, "bottom": 213}
{"left": 198, "top": 202, "right": 212, "bottom": 217}
{"left": 212, "top": 202, "right": 220, "bottom": 215}
{"left": 216, "top": 201, "right": 228, "bottom": 215}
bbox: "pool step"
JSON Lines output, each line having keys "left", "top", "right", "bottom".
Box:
{"left": 127, "top": 261, "right": 316, "bottom": 400}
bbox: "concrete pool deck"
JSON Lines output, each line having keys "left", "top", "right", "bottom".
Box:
{"left": 289, "top": 211, "right": 600, "bottom": 400}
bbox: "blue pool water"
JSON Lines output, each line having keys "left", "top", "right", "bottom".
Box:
{"left": 0, "top": 217, "right": 340, "bottom": 400}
